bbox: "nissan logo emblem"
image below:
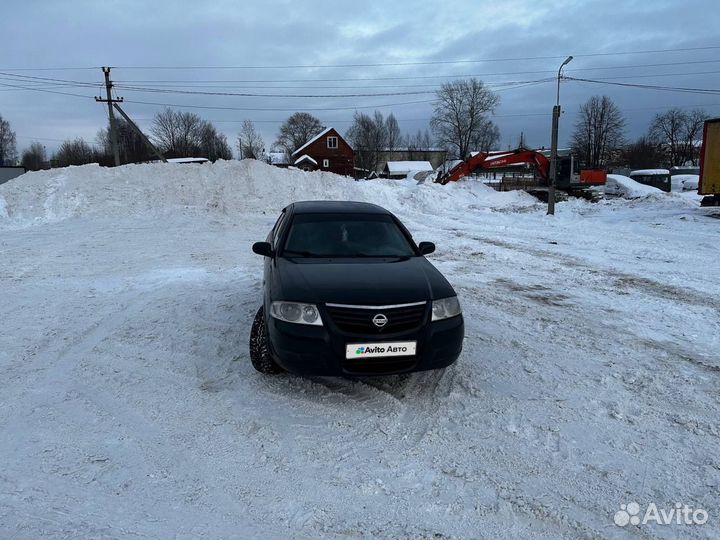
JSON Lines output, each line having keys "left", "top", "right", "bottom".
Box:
{"left": 372, "top": 314, "right": 388, "bottom": 328}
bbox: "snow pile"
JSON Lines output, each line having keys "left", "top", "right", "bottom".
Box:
{"left": 0, "top": 160, "right": 539, "bottom": 229}
{"left": 605, "top": 174, "right": 664, "bottom": 199}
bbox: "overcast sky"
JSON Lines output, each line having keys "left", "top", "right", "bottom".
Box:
{"left": 2, "top": 0, "right": 719, "bottom": 156}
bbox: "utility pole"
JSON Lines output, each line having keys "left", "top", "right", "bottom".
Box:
{"left": 547, "top": 55, "right": 573, "bottom": 216}
{"left": 95, "top": 67, "right": 123, "bottom": 167}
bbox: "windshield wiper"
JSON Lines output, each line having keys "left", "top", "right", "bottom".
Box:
{"left": 283, "top": 250, "right": 321, "bottom": 257}
{"left": 348, "top": 253, "right": 410, "bottom": 258}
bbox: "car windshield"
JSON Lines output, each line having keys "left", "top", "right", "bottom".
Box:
{"left": 283, "top": 213, "right": 416, "bottom": 258}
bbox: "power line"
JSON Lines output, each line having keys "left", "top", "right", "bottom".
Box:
{"left": 110, "top": 60, "right": 720, "bottom": 85}
{"left": 109, "top": 78, "right": 552, "bottom": 99}
{"left": 129, "top": 102, "right": 720, "bottom": 126}
{"left": 121, "top": 98, "right": 438, "bottom": 112}
{"left": 3, "top": 60, "right": 719, "bottom": 92}
{"left": 108, "top": 45, "right": 720, "bottom": 69}
{"left": 1, "top": 45, "right": 718, "bottom": 72}
{"left": 0, "top": 67, "right": 100, "bottom": 72}
{"left": 566, "top": 76, "right": 720, "bottom": 95}
{"left": 0, "top": 71, "right": 102, "bottom": 87}
{"left": 0, "top": 81, "right": 96, "bottom": 99}
{"left": 16, "top": 135, "right": 67, "bottom": 142}
{"left": 104, "top": 68, "right": 720, "bottom": 92}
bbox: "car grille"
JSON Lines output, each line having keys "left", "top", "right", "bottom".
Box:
{"left": 325, "top": 302, "right": 427, "bottom": 334}
{"left": 343, "top": 356, "right": 417, "bottom": 375}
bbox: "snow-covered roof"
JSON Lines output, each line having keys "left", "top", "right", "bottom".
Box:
{"left": 380, "top": 147, "right": 446, "bottom": 152}
{"left": 166, "top": 157, "right": 208, "bottom": 164}
{"left": 630, "top": 169, "right": 670, "bottom": 175}
{"left": 269, "top": 152, "right": 289, "bottom": 165}
{"left": 294, "top": 154, "right": 317, "bottom": 166}
{"left": 292, "top": 127, "right": 334, "bottom": 157}
{"left": 385, "top": 161, "right": 434, "bottom": 174}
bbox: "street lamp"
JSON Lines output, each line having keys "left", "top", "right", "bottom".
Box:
{"left": 547, "top": 55, "right": 573, "bottom": 215}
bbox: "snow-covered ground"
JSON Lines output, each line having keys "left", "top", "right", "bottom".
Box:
{"left": 1, "top": 161, "right": 718, "bottom": 539}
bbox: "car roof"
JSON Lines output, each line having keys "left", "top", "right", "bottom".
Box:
{"left": 289, "top": 200, "right": 390, "bottom": 215}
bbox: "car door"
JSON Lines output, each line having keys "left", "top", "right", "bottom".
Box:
{"left": 264, "top": 208, "right": 290, "bottom": 307}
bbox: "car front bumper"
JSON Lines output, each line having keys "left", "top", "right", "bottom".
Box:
{"left": 266, "top": 308, "right": 464, "bottom": 376}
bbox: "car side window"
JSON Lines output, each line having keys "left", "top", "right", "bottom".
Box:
{"left": 272, "top": 211, "right": 289, "bottom": 249}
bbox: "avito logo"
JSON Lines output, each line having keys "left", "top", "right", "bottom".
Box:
{"left": 356, "top": 345, "right": 409, "bottom": 355}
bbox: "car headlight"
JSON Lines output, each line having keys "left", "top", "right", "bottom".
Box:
{"left": 431, "top": 296, "right": 462, "bottom": 321}
{"left": 270, "top": 301, "right": 323, "bottom": 326}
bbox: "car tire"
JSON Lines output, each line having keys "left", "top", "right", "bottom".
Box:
{"left": 249, "top": 305, "right": 283, "bottom": 374}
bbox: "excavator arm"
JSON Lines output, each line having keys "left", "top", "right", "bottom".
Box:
{"left": 437, "top": 148, "right": 551, "bottom": 185}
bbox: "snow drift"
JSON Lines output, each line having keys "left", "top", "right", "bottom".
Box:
{"left": 0, "top": 160, "right": 538, "bottom": 229}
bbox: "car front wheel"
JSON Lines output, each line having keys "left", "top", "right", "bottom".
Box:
{"left": 249, "top": 305, "right": 283, "bottom": 374}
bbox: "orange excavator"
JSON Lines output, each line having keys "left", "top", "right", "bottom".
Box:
{"left": 435, "top": 147, "right": 606, "bottom": 193}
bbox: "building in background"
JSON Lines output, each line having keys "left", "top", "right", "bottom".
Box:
{"left": 376, "top": 148, "right": 447, "bottom": 174}
{"left": 291, "top": 128, "right": 354, "bottom": 176}
{"left": 383, "top": 161, "right": 434, "bottom": 180}
{"left": 0, "top": 166, "right": 26, "bottom": 185}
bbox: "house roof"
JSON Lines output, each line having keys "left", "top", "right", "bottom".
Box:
{"left": 294, "top": 154, "right": 318, "bottom": 166}
{"left": 630, "top": 169, "right": 670, "bottom": 175}
{"left": 385, "top": 160, "right": 434, "bottom": 174}
{"left": 269, "top": 152, "right": 289, "bottom": 165}
{"left": 292, "top": 127, "right": 334, "bottom": 157}
{"left": 166, "top": 157, "right": 209, "bottom": 164}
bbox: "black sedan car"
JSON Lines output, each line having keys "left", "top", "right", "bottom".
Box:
{"left": 250, "top": 201, "right": 464, "bottom": 376}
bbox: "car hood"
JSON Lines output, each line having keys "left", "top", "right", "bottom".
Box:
{"left": 275, "top": 256, "right": 455, "bottom": 305}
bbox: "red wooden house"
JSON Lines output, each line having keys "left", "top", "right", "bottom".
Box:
{"left": 291, "top": 127, "right": 354, "bottom": 176}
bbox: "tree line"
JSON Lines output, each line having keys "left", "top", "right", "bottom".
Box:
{"left": 0, "top": 79, "right": 711, "bottom": 173}
{"left": 568, "top": 96, "right": 708, "bottom": 169}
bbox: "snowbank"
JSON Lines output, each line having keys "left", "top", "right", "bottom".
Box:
{"left": 0, "top": 160, "right": 539, "bottom": 229}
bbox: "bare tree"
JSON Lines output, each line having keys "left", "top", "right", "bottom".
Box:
{"left": 619, "top": 136, "right": 665, "bottom": 170}
{"left": 430, "top": 78, "right": 500, "bottom": 159}
{"left": 237, "top": 120, "right": 265, "bottom": 159}
{"left": 648, "top": 108, "right": 685, "bottom": 167}
{"left": 20, "top": 142, "right": 47, "bottom": 171}
{"left": 404, "top": 129, "right": 434, "bottom": 160}
{"left": 570, "top": 95, "right": 625, "bottom": 169}
{"left": 150, "top": 108, "right": 231, "bottom": 161}
{"left": 198, "top": 123, "right": 232, "bottom": 161}
{"left": 53, "top": 138, "right": 98, "bottom": 167}
{"left": 346, "top": 111, "right": 388, "bottom": 174}
{"left": 385, "top": 113, "right": 401, "bottom": 150}
{"left": 649, "top": 108, "right": 708, "bottom": 166}
{"left": 681, "top": 109, "right": 708, "bottom": 166}
{"left": 275, "top": 112, "right": 324, "bottom": 157}
{"left": 97, "top": 119, "right": 154, "bottom": 165}
{"left": 0, "top": 113, "right": 18, "bottom": 165}
{"left": 470, "top": 119, "right": 501, "bottom": 152}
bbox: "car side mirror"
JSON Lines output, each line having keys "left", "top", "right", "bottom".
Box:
{"left": 418, "top": 241, "right": 435, "bottom": 255}
{"left": 252, "top": 241, "right": 274, "bottom": 257}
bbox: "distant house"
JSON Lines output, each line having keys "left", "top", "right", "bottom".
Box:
{"left": 269, "top": 152, "right": 290, "bottom": 168}
{"left": 376, "top": 148, "right": 447, "bottom": 174}
{"left": 383, "top": 161, "right": 434, "bottom": 180}
{"left": 291, "top": 127, "right": 354, "bottom": 176}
